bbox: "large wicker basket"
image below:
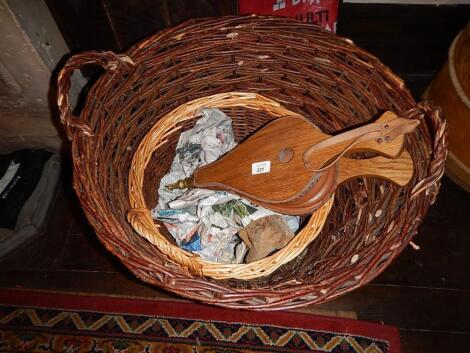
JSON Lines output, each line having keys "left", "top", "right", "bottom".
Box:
{"left": 57, "top": 16, "right": 447, "bottom": 310}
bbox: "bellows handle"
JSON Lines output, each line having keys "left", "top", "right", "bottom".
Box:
{"left": 56, "top": 51, "right": 135, "bottom": 140}
{"left": 303, "top": 113, "right": 420, "bottom": 171}
{"left": 337, "top": 151, "right": 414, "bottom": 186}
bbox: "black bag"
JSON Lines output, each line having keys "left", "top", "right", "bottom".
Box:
{"left": 0, "top": 149, "right": 52, "bottom": 229}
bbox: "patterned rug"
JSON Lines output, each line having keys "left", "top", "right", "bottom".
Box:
{"left": 0, "top": 289, "right": 400, "bottom": 353}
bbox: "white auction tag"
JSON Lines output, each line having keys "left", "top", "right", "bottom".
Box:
{"left": 251, "top": 161, "right": 271, "bottom": 175}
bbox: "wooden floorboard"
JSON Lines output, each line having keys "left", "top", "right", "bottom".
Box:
{"left": 0, "top": 189, "right": 72, "bottom": 270}
{"left": 373, "top": 177, "right": 470, "bottom": 290}
{"left": 375, "top": 247, "right": 470, "bottom": 289}
{"left": 0, "top": 269, "right": 173, "bottom": 300}
{"left": 399, "top": 329, "right": 470, "bottom": 353}
{"left": 57, "top": 233, "right": 122, "bottom": 273}
{"left": 316, "top": 284, "right": 470, "bottom": 332}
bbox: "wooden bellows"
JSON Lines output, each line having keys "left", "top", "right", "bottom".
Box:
{"left": 167, "top": 110, "right": 419, "bottom": 215}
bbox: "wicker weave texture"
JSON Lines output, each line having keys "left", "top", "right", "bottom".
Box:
{"left": 57, "top": 16, "right": 447, "bottom": 310}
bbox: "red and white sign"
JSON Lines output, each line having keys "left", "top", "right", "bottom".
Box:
{"left": 239, "top": 0, "right": 339, "bottom": 33}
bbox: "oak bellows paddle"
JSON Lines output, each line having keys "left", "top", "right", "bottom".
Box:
{"left": 167, "top": 111, "right": 419, "bottom": 215}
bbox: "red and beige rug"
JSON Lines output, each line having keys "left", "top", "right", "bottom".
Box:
{"left": 0, "top": 289, "right": 400, "bottom": 353}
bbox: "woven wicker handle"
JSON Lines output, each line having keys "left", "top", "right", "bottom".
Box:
{"left": 408, "top": 101, "right": 448, "bottom": 201}
{"left": 57, "top": 51, "right": 135, "bottom": 139}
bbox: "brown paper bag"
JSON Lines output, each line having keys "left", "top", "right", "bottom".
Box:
{"left": 239, "top": 215, "right": 295, "bottom": 263}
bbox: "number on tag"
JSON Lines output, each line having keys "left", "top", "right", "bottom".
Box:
{"left": 251, "top": 161, "right": 271, "bottom": 175}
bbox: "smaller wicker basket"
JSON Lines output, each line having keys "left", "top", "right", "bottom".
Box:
{"left": 127, "top": 92, "right": 334, "bottom": 280}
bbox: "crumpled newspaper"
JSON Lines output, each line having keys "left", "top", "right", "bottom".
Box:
{"left": 152, "top": 108, "right": 299, "bottom": 264}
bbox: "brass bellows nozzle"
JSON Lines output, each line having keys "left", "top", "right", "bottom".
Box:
{"left": 165, "top": 177, "right": 194, "bottom": 190}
